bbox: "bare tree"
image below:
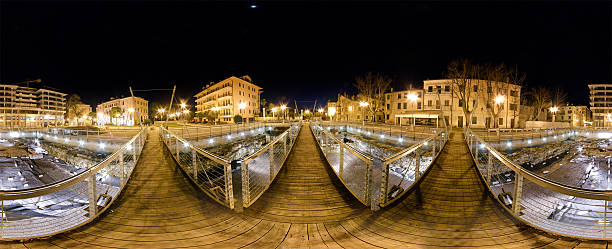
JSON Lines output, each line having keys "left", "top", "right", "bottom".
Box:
{"left": 354, "top": 72, "right": 392, "bottom": 122}
{"left": 526, "top": 86, "right": 551, "bottom": 121}
{"left": 446, "top": 59, "right": 480, "bottom": 128}
{"left": 551, "top": 87, "right": 568, "bottom": 107}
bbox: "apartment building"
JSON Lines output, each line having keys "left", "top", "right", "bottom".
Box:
{"left": 0, "top": 84, "right": 67, "bottom": 127}
{"left": 384, "top": 88, "right": 427, "bottom": 125}
{"left": 194, "top": 76, "right": 262, "bottom": 123}
{"left": 557, "top": 105, "right": 592, "bottom": 127}
{"left": 96, "top": 96, "right": 149, "bottom": 126}
{"left": 588, "top": 84, "right": 612, "bottom": 127}
{"left": 422, "top": 79, "right": 521, "bottom": 128}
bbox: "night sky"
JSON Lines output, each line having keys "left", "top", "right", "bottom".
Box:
{"left": 1, "top": 1, "right": 610, "bottom": 109}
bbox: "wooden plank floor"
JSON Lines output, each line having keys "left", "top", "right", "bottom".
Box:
{"left": 2, "top": 126, "right": 608, "bottom": 248}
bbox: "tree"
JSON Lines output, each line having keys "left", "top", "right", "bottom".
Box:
{"left": 110, "top": 107, "right": 123, "bottom": 125}
{"left": 233, "top": 115, "right": 243, "bottom": 123}
{"left": 446, "top": 59, "right": 481, "bottom": 128}
{"left": 481, "top": 63, "right": 525, "bottom": 128}
{"left": 66, "top": 94, "right": 84, "bottom": 124}
{"left": 206, "top": 110, "right": 219, "bottom": 123}
{"left": 551, "top": 87, "right": 568, "bottom": 107}
{"left": 526, "top": 86, "right": 551, "bottom": 121}
{"left": 88, "top": 111, "right": 96, "bottom": 120}
{"left": 354, "top": 72, "right": 392, "bottom": 122}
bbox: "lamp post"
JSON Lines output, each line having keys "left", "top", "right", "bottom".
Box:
{"left": 272, "top": 107, "right": 278, "bottom": 120}
{"left": 495, "top": 95, "right": 505, "bottom": 129}
{"left": 359, "top": 101, "right": 369, "bottom": 125}
{"left": 239, "top": 102, "right": 247, "bottom": 123}
{"left": 280, "top": 105, "right": 287, "bottom": 122}
{"left": 408, "top": 93, "right": 418, "bottom": 127}
{"left": 549, "top": 106, "right": 559, "bottom": 123}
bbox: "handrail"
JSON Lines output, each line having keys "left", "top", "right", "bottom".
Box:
{"left": 0, "top": 127, "right": 146, "bottom": 200}
{"left": 383, "top": 136, "right": 434, "bottom": 163}
{"left": 242, "top": 130, "right": 288, "bottom": 165}
{"left": 161, "top": 126, "right": 230, "bottom": 166}
{"left": 317, "top": 124, "right": 373, "bottom": 164}
{"left": 470, "top": 131, "right": 612, "bottom": 201}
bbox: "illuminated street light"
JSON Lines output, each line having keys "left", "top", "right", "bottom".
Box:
{"left": 550, "top": 106, "right": 559, "bottom": 122}
{"left": 318, "top": 108, "right": 323, "bottom": 113}
{"left": 280, "top": 105, "right": 287, "bottom": 121}
{"left": 158, "top": 108, "right": 165, "bottom": 113}
{"left": 180, "top": 103, "right": 186, "bottom": 109}
{"left": 328, "top": 107, "right": 336, "bottom": 121}
{"left": 359, "top": 101, "right": 369, "bottom": 125}
{"left": 128, "top": 108, "right": 135, "bottom": 113}
{"left": 239, "top": 102, "right": 247, "bottom": 109}
{"left": 495, "top": 95, "right": 505, "bottom": 104}
{"left": 407, "top": 93, "right": 418, "bottom": 102}
{"left": 183, "top": 109, "right": 189, "bottom": 114}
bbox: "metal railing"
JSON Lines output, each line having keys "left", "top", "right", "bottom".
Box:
{"left": 0, "top": 127, "right": 147, "bottom": 240}
{"left": 160, "top": 122, "right": 302, "bottom": 211}
{"left": 311, "top": 121, "right": 448, "bottom": 210}
{"left": 465, "top": 128, "right": 612, "bottom": 240}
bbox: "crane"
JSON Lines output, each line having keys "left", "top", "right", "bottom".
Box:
{"left": 12, "top": 78, "right": 42, "bottom": 87}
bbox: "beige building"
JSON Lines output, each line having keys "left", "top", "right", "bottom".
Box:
{"left": 194, "top": 76, "right": 262, "bottom": 123}
{"left": 384, "top": 89, "right": 427, "bottom": 125}
{"left": 0, "top": 84, "right": 66, "bottom": 127}
{"left": 422, "top": 79, "right": 521, "bottom": 128}
{"left": 588, "top": 84, "right": 611, "bottom": 127}
{"left": 327, "top": 94, "right": 384, "bottom": 122}
{"left": 96, "top": 96, "right": 149, "bottom": 126}
{"left": 557, "top": 105, "right": 592, "bottom": 127}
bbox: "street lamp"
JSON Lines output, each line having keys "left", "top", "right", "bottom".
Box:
{"left": 272, "top": 107, "right": 278, "bottom": 120}
{"left": 328, "top": 107, "right": 336, "bottom": 121}
{"left": 180, "top": 103, "right": 186, "bottom": 109}
{"left": 549, "top": 106, "right": 559, "bottom": 122}
{"left": 495, "top": 95, "right": 505, "bottom": 128}
{"left": 280, "top": 105, "right": 287, "bottom": 121}
{"left": 359, "top": 101, "right": 369, "bottom": 125}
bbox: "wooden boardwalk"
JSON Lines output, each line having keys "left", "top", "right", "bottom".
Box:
{"left": 2, "top": 126, "right": 608, "bottom": 248}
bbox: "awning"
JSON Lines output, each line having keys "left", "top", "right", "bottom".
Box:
{"left": 394, "top": 113, "right": 440, "bottom": 119}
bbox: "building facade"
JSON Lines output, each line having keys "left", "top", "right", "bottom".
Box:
{"left": 422, "top": 79, "right": 521, "bottom": 128}
{"left": 96, "top": 96, "right": 149, "bottom": 126}
{"left": 557, "top": 105, "right": 592, "bottom": 127}
{"left": 384, "top": 89, "right": 426, "bottom": 125}
{"left": 194, "top": 76, "right": 262, "bottom": 123}
{"left": 326, "top": 94, "right": 385, "bottom": 122}
{"left": 0, "top": 84, "right": 67, "bottom": 127}
{"left": 588, "top": 84, "right": 612, "bottom": 127}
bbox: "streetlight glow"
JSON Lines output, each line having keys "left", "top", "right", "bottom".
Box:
{"left": 158, "top": 108, "right": 165, "bottom": 113}
{"left": 239, "top": 102, "right": 247, "bottom": 109}
{"left": 408, "top": 93, "right": 418, "bottom": 102}
{"left": 128, "top": 108, "right": 135, "bottom": 113}
{"left": 180, "top": 103, "right": 186, "bottom": 109}
{"left": 495, "top": 95, "right": 505, "bottom": 104}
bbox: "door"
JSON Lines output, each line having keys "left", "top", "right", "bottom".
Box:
{"left": 485, "top": 117, "right": 491, "bottom": 129}
{"left": 458, "top": 116, "right": 463, "bottom": 128}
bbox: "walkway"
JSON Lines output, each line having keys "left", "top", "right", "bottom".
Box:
{"left": 2, "top": 127, "right": 608, "bottom": 248}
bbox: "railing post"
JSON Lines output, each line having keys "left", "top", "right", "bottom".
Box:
{"left": 487, "top": 152, "right": 492, "bottom": 183}
{"left": 380, "top": 161, "right": 389, "bottom": 205}
{"left": 119, "top": 152, "right": 125, "bottom": 186}
{"left": 432, "top": 137, "right": 437, "bottom": 158}
{"left": 415, "top": 151, "right": 421, "bottom": 178}
{"left": 369, "top": 158, "right": 381, "bottom": 211}
{"left": 87, "top": 174, "right": 97, "bottom": 219}
{"left": 241, "top": 161, "right": 250, "bottom": 208}
{"left": 283, "top": 133, "right": 287, "bottom": 155}
{"left": 231, "top": 160, "right": 243, "bottom": 212}
{"left": 192, "top": 149, "right": 198, "bottom": 181}
{"left": 175, "top": 138, "right": 179, "bottom": 159}
{"left": 339, "top": 146, "right": 344, "bottom": 177}
{"left": 512, "top": 173, "right": 523, "bottom": 215}
{"left": 225, "top": 164, "right": 234, "bottom": 210}
{"left": 269, "top": 143, "right": 275, "bottom": 181}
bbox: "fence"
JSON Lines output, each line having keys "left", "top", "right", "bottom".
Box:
{"left": 311, "top": 121, "right": 448, "bottom": 210}
{"left": 160, "top": 122, "right": 302, "bottom": 210}
{"left": 465, "top": 128, "right": 612, "bottom": 240}
{"left": 0, "top": 127, "right": 147, "bottom": 240}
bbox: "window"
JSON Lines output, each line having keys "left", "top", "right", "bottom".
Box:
{"left": 472, "top": 100, "right": 476, "bottom": 108}
{"left": 417, "top": 102, "right": 421, "bottom": 109}
{"left": 509, "top": 104, "right": 517, "bottom": 111}
{"left": 427, "top": 100, "right": 432, "bottom": 106}
{"left": 472, "top": 117, "right": 477, "bottom": 124}
{"left": 386, "top": 95, "right": 390, "bottom": 100}
{"left": 397, "top": 103, "right": 401, "bottom": 109}
{"left": 499, "top": 118, "right": 504, "bottom": 126}
{"left": 435, "top": 100, "right": 440, "bottom": 108}
{"left": 386, "top": 114, "right": 389, "bottom": 120}
{"left": 473, "top": 86, "right": 478, "bottom": 92}
{"left": 444, "top": 100, "right": 450, "bottom": 106}
{"left": 444, "top": 86, "right": 450, "bottom": 92}
{"left": 398, "top": 94, "right": 401, "bottom": 99}
{"left": 403, "top": 103, "right": 407, "bottom": 109}
{"left": 428, "top": 86, "right": 433, "bottom": 92}
{"left": 458, "top": 100, "right": 463, "bottom": 107}
{"left": 386, "top": 104, "right": 390, "bottom": 110}
{"left": 510, "top": 90, "right": 518, "bottom": 97}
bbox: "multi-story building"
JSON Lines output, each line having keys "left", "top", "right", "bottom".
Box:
{"left": 194, "top": 76, "right": 262, "bottom": 123}
{"left": 588, "top": 84, "right": 612, "bottom": 127}
{"left": 96, "top": 96, "right": 148, "bottom": 126}
{"left": 0, "top": 84, "right": 66, "bottom": 127}
{"left": 422, "top": 79, "right": 521, "bottom": 128}
{"left": 557, "top": 105, "right": 592, "bottom": 127}
{"left": 384, "top": 88, "right": 426, "bottom": 125}
{"left": 326, "top": 94, "right": 385, "bottom": 122}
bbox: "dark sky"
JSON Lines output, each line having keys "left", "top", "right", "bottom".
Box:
{"left": 1, "top": 1, "right": 610, "bottom": 109}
